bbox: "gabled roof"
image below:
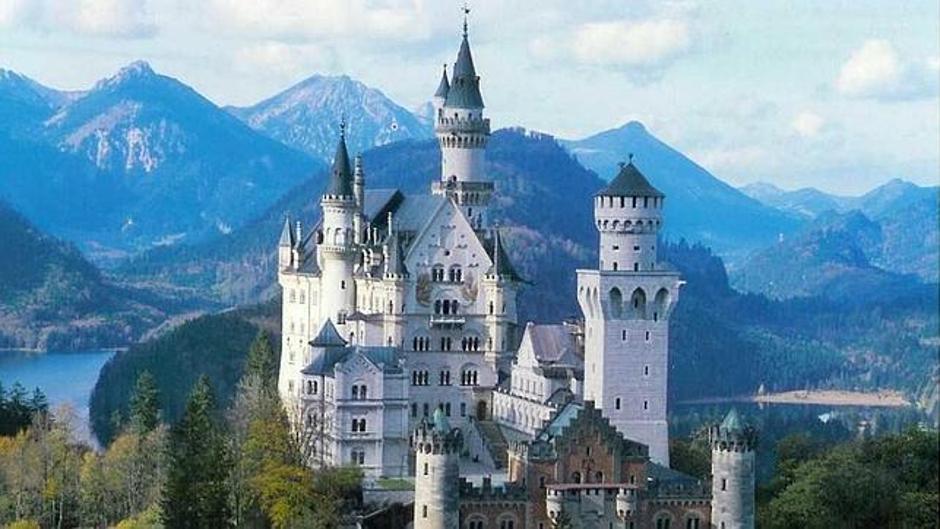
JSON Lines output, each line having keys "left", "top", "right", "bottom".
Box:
{"left": 598, "top": 161, "right": 664, "bottom": 198}
{"left": 523, "top": 324, "right": 582, "bottom": 366}
{"left": 325, "top": 133, "right": 354, "bottom": 197}
{"left": 301, "top": 345, "right": 404, "bottom": 377}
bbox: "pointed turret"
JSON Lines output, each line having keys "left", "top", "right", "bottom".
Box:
{"left": 486, "top": 228, "right": 521, "bottom": 281}
{"left": 310, "top": 318, "right": 348, "bottom": 348}
{"left": 278, "top": 215, "right": 294, "bottom": 247}
{"left": 445, "top": 31, "right": 484, "bottom": 109}
{"left": 599, "top": 159, "right": 664, "bottom": 198}
{"left": 383, "top": 211, "right": 408, "bottom": 278}
{"left": 711, "top": 409, "right": 757, "bottom": 529}
{"left": 434, "top": 64, "right": 450, "bottom": 100}
{"left": 325, "top": 128, "right": 354, "bottom": 198}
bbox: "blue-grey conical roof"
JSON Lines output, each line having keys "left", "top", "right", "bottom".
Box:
{"left": 434, "top": 65, "right": 450, "bottom": 99}
{"left": 278, "top": 216, "right": 294, "bottom": 247}
{"left": 598, "top": 161, "right": 664, "bottom": 198}
{"left": 325, "top": 133, "right": 353, "bottom": 197}
{"left": 721, "top": 408, "right": 744, "bottom": 433}
{"left": 444, "top": 34, "right": 484, "bottom": 109}
{"left": 310, "top": 319, "right": 347, "bottom": 347}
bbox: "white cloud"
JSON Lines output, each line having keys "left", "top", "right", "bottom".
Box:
{"left": 203, "top": 0, "right": 436, "bottom": 42}
{"left": 0, "top": 0, "right": 156, "bottom": 38}
{"left": 233, "top": 42, "right": 335, "bottom": 78}
{"left": 791, "top": 111, "right": 825, "bottom": 138}
{"left": 571, "top": 19, "right": 691, "bottom": 67}
{"left": 836, "top": 39, "right": 938, "bottom": 100}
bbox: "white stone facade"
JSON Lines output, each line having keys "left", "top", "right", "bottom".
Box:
{"left": 577, "top": 165, "right": 682, "bottom": 466}
{"left": 277, "top": 24, "right": 521, "bottom": 480}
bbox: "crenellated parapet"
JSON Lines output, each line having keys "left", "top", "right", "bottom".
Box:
{"left": 413, "top": 413, "right": 463, "bottom": 456}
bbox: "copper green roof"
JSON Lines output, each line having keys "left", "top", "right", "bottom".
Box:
{"left": 598, "top": 161, "right": 664, "bottom": 198}
{"left": 720, "top": 408, "right": 744, "bottom": 433}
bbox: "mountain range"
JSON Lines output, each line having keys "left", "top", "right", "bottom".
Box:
{"left": 562, "top": 122, "right": 803, "bottom": 259}
{"left": 227, "top": 74, "right": 431, "bottom": 162}
{"left": 739, "top": 179, "right": 938, "bottom": 285}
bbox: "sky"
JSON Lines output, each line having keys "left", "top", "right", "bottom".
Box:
{"left": 1, "top": 0, "right": 938, "bottom": 194}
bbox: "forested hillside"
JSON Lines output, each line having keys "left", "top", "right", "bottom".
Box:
{"left": 0, "top": 200, "right": 172, "bottom": 350}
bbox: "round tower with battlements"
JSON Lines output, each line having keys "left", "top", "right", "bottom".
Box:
{"left": 413, "top": 408, "right": 462, "bottom": 529}
{"left": 710, "top": 409, "right": 757, "bottom": 529}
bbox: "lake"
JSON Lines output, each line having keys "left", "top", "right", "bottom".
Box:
{"left": 0, "top": 349, "right": 115, "bottom": 445}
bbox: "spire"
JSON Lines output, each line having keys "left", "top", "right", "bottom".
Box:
{"left": 384, "top": 211, "right": 408, "bottom": 277}
{"left": 278, "top": 215, "right": 294, "bottom": 247}
{"left": 444, "top": 4, "right": 484, "bottom": 109}
{"left": 487, "top": 228, "right": 521, "bottom": 281}
{"left": 434, "top": 64, "right": 450, "bottom": 99}
{"left": 310, "top": 319, "right": 348, "bottom": 347}
{"left": 353, "top": 154, "right": 365, "bottom": 207}
{"left": 325, "top": 123, "right": 353, "bottom": 197}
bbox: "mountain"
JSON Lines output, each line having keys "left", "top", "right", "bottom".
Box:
{"left": 227, "top": 74, "right": 431, "bottom": 163}
{"left": 563, "top": 121, "right": 803, "bottom": 259}
{"left": 0, "top": 62, "right": 321, "bottom": 259}
{"left": 732, "top": 210, "right": 933, "bottom": 301}
{"left": 0, "top": 200, "right": 174, "bottom": 350}
{"left": 741, "top": 179, "right": 939, "bottom": 281}
{"left": 119, "top": 128, "right": 600, "bottom": 323}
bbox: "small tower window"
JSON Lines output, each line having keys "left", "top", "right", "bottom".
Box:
{"left": 615, "top": 397, "right": 621, "bottom": 410}
{"left": 633, "top": 262, "right": 639, "bottom": 271}
{"left": 643, "top": 400, "right": 649, "bottom": 410}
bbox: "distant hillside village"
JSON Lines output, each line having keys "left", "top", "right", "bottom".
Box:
{"left": 275, "top": 15, "right": 756, "bottom": 529}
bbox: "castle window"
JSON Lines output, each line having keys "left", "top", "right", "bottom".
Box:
{"left": 686, "top": 519, "right": 700, "bottom": 529}
{"left": 432, "top": 265, "right": 445, "bottom": 282}
{"left": 615, "top": 397, "right": 621, "bottom": 410}
{"left": 632, "top": 197, "right": 637, "bottom": 208}
{"left": 633, "top": 262, "right": 639, "bottom": 271}
{"left": 423, "top": 462, "right": 428, "bottom": 476}
{"left": 411, "top": 403, "right": 417, "bottom": 417}
{"left": 299, "top": 291, "right": 305, "bottom": 303}
{"left": 488, "top": 301, "right": 494, "bottom": 314}
{"left": 340, "top": 280, "right": 346, "bottom": 290}
{"left": 460, "top": 403, "right": 466, "bottom": 417}
{"left": 634, "top": 245, "right": 640, "bottom": 251}
{"left": 612, "top": 262, "right": 618, "bottom": 271}
{"left": 423, "top": 403, "right": 429, "bottom": 416}
{"left": 721, "top": 478, "right": 727, "bottom": 491}
{"left": 612, "top": 245, "right": 620, "bottom": 251}
{"left": 445, "top": 403, "right": 451, "bottom": 416}
{"left": 622, "top": 330, "right": 627, "bottom": 341}
{"left": 449, "top": 265, "right": 463, "bottom": 282}
{"left": 644, "top": 365, "right": 650, "bottom": 376}
{"left": 289, "top": 289, "right": 296, "bottom": 303}
{"left": 643, "top": 400, "right": 649, "bottom": 410}
{"left": 423, "top": 505, "right": 428, "bottom": 518}
{"left": 646, "top": 331, "right": 651, "bottom": 342}
{"left": 572, "top": 472, "right": 581, "bottom": 483}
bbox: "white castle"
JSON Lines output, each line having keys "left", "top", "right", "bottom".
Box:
{"left": 277, "top": 15, "right": 677, "bottom": 478}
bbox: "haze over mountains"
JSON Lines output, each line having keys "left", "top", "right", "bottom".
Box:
{"left": 1, "top": 59, "right": 935, "bottom": 335}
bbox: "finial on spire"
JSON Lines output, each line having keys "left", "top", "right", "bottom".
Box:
{"left": 628, "top": 153, "right": 634, "bottom": 163}
{"left": 462, "top": 2, "right": 470, "bottom": 37}
{"left": 339, "top": 115, "right": 347, "bottom": 138}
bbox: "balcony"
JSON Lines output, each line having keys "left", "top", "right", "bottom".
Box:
{"left": 430, "top": 314, "right": 466, "bottom": 328}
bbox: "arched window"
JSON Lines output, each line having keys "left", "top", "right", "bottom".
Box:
{"left": 434, "top": 300, "right": 442, "bottom": 314}
{"left": 609, "top": 287, "right": 623, "bottom": 318}
{"left": 631, "top": 288, "right": 647, "bottom": 319}
{"left": 432, "top": 265, "right": 445, "bottom": 282}
{"left": 572, "top": 471, "right": 581, "bottom": 484}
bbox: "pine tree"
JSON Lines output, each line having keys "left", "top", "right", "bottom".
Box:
{"left": 244, "top": 331, "right": 278, "bottom": 389}
{"left": 162, "top": 376, "right": 231, "bottom": 529}
{"left": 128, "top": 371, "right": 160, "bottom": 434}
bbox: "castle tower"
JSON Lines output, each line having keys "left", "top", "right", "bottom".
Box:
{"left": 413, "top": 408, "right": 462, "bottom": 529}
{"left": 710, "top": 409, "right": 757, "bottom": 529}
{"left": 482, "top": 228, "right": 521, "bottom": 373}
{"left": 432, "top": 64, "right": 449, "bottom": 115}
{"left": 318, "top": 127, "right": 359, "bottom": 334}
{"left": 576, "top": 160, "right": 681, "bottom": 466}
{"left": 277, "top": 215, "right": 294, "bottom": 269}
{"left": 432, "top": 12, "right": 493, "bottom": 230}
{"left": 382, "top": 211, "right": 408, "bottom": 348}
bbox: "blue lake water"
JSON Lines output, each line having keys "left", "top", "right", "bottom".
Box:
{"left": 0, "top": 349, "right": 115, "bottom": 444}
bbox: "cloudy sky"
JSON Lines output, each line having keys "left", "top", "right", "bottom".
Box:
{"left": 1, "top": 0, "right": 937, "bottom": 194}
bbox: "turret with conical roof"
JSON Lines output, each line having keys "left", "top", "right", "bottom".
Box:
{"left": 432, "top": 9, "right": 493, "bottom": 229}
{"left": 318, "top": 128, "right": 359, "bottom": 334}
{"left": 710, "top": 409, "right": 757, "bottom": 529}
{"left": 278, "top": 215, "right": 295, "bottom": 269}
{"left": 594, "top": 159, "right": 665, "bottom": 273}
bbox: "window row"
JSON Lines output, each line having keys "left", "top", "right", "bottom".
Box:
{"left": 411, "top": 402, "right": 467, "bottom": 418}
{"left": 351, "top": 418, "right": 367, "bottom": 432}
{"left": 433, "top": 299, "right": 460, "bottom": 315}
{"left": 431, "top": 265, "right": 463, "bottom": 283}
{"left": 287, "top": 289, "right": 307, "bottom": 303}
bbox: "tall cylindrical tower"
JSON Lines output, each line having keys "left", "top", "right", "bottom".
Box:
{"left": 710, "top": 409, "right": 757, "bottom": 529}
{"left": 319, "top": 129, "right": 358, "bottom": 332}
{"left": 413, "top": 409, "right": 462, "bottom": 529}
{"left": 432, "top": 15, "right": 493, "bottom": 230}
{"left": 577, "top": 159, "right": 680, "bottom": 466}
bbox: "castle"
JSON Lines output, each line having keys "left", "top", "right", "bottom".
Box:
{"left": 276, "top": 12, "right": 756, "bottom": 529}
